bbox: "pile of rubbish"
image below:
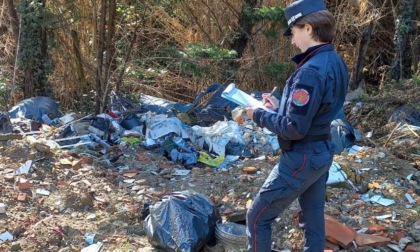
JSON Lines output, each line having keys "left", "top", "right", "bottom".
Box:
{"left": 0, "top": 84, "right": 359, "bottom": 172}
{"left": 1, "top": 84, "right": 420, "bottom": 252}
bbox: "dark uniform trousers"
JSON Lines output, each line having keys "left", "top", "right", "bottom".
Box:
{"left": 246, "top": 140, "right": 334, "bottom": 252}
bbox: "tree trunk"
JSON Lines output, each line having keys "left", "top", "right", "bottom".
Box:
{"left": 4, "top": 0, "right": 19, "bottom": 42}
{"left": 410, "top": 0, "right": 420, "bottom": 75}
{"left": 389, "top": 0, "right": 416, "bottom": 81}
{"left": 231, "top": 0, "right": 260, "bottom": 59}
{"left": 71, "top": 30, "right": 87, "bottom": 94}
{"left": 349, "top": 21, "right": 374, "bottom": 91}
{"left": 95, "top": 0, "right": 107, "bottom": 113}
{"left": 101, "top": 0, "right": 116, "bottom": 112}
{"left": 21, "top": 0, "right": 50, "bottom": 98}
{"left": 35, "top": 0, "right": 49, "bottom": 97}
{"left": 412, "top": 28, "right": 419, "bottom": 75}
{"left": 23, "top": 63, "right": 35, "bottom": 98}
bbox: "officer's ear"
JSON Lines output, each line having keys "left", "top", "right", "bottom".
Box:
{"left": 304, "top": 24, "right": 312, "bottom": 34}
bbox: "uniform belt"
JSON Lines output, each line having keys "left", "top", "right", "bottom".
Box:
{"left": 297, "top": 134, "right": 331, "bottom": 143}
{"left": 278, "top": 134, "right": 330, "bottom": 151}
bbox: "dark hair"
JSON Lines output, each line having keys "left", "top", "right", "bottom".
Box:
{"left": 292, "top": 10, "right": 336, "bottom": 42}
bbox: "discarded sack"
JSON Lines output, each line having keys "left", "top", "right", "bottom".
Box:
{"left": 389, "top": 106, "right": 420, "bottom": 126}
{"left": 144, "top": 191, "right": 221, "bottom": 252}
{"left": 8, "top": 96, "right": 61, "bottom": 123}
{"left": 330, "top": 119, "right": 356, "bottom": 154}
{"left": 330, "top": 108, "right": 356, "bottom": 154}
{"left": 186, "top": 83, "right": 237, "bottom": 126}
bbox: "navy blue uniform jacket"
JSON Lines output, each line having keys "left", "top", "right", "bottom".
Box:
{"left": 253, "top": 43, "right": 348, "bottom": 142}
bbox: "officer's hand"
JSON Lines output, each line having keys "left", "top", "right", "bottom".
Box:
{"left": 262, "top": 93, "right": 279, "bottom": 110}
{"left": 245, "top": 106, "right": 257, "bottom": 120}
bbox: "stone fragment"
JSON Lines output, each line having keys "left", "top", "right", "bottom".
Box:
{"left": 355, "top": 233, "right": 391, "bottom": 247}
{"left": 325, "top": 214, "right": 357, "bottom": 248}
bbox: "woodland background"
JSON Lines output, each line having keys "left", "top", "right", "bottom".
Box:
{"left": 0, "top": 0, "right": 418, "bottom": 114}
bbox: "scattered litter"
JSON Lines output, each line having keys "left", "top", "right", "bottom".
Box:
{"left": 0, "top": 203, "right": 5, "bottom": 214}
{"left": 15, "top": 160, "right": 33, "bottom": 174}
{"left": 85, "top": 232, "right": 96, "bottom": 245}
{"left": 347, "top": 145, "right": 367, "bottom": 154}
{"left": 327, "top": 161, "right": 347, "bottom": 184}
{"left": 147, "top": 117, "right": 190, "bottom": 140}
{"left": 327, "top": 161, "right": 358, "bottom": 191}
{"left": 356, "top": 228, "right": 369, "bottom": 233}
{"left": 192, "top": 121, "right": 244, "bottom": 157}
{"left": 399, "top": 237, "right": 414, "bottom": 250}
{"left": 198, "top": 152, "right": 225, "bottom": 167}
{"left": 36, "top": 188, "right": 51, "bottom": 196}
{"left": 173, "top": 169, "right": 191, "bottom": 176}
{"left": 0, "top": 231, "right": 14, "bottom": 244}
{"left": 254, "top": 155, "right": 266, "bottom": 161}
{"left": 370, "top": 195, "right": 395, "bottom": 206}
{"left": 59, "top": 113, "right": 76, "bottom": 124}
{"left": 405, "top": 193, "right": 416, "bottom": 204}
{"left": 375, "top": 214, "right": 394, "bottom": 220}
{"left": 0, "top": 87, "right": 418, "bottom": 251}
{"left": 219, "top": 155, "right": 240, "bottom": 169}
{"left": 81, "top": 242, "right": 103, "bottom": 252}
{"left": 387, "top": 244, "right": 402, "bottom": 252}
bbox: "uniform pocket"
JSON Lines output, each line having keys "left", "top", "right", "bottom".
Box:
{"left": 278, "top": 172, "right": 306, "bottom": 190}
{"left": 278, "top": 153, "right": 308, "bottom": 190}
{"left": 310, "top": 152, "right": 333, "bottom": 170}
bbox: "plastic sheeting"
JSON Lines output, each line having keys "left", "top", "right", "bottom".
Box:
{"left": 330, "top": 119, "right": 356, "bottom": 154}
{"left": 144, "top": 191, "right": 221, "bottom": 252}
{"left": 8, "top": 96, "right": 61, "bottom": 123}
{"left": 389, "top": 107, "right": 420, "bottom": 126}
{"left": 330, "top": 109, "right": 356, "bottom": 154}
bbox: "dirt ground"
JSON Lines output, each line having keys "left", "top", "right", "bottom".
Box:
{"left": 0, "top": 82, "right": 420, "bottom": 252}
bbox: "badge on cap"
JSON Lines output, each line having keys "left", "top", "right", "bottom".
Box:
{"left": 292, "top": 88, "right": 310, "bottom": 106}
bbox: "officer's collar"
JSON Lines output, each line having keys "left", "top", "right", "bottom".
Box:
{"left": 292, "top": 43, "right": 332, "bottom": 67}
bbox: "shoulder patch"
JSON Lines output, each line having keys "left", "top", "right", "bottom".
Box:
{"left": 292, "top": 88, "right": 310, "bottom": 106}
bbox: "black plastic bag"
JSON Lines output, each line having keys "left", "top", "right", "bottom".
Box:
{"left": 0, "top": 112, "right": 13, "bottom": 134}
{"left": 144, "top": 191, "right": 221, "bottom": 252}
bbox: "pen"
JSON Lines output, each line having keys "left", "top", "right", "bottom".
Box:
{"left": 269, "top": 86, "right": 278, "bottom": 97}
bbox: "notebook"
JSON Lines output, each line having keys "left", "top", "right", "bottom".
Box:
{"left": 221, "top": 83, "right": 275, "bottom": 113}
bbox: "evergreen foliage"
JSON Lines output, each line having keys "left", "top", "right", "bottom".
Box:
{"left": 16, "top": 0, "right": 55, "bottom": 97}
{"left": 389, "top": 0, "right": 415, "bottom": 80}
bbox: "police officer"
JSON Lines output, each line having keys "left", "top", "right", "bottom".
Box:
{"left": 244, "top": 0, "right": 349, "bottom": 251}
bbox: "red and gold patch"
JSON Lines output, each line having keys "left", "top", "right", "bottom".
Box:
{"left": 292, "top": 89, "right": 310, "bottom": 106}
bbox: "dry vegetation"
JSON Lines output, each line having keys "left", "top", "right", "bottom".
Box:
{"left": 1, "top": 0, "right": 417, "bottom": 113}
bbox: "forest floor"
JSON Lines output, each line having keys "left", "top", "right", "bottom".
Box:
{"left": 0, "top": 81, "right": 420, "bottom": 252}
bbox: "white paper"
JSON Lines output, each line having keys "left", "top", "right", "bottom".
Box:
{"left": 173, "top": 169, "right": 191, "bottom": 176}
{"left": 36, "top": 188, "right": 51, "bottom": 196}
{"left": 222, "top": 83, "right": 275, "bottom": 113}
{"left": 148, "top": 117, "right": 190, "bottom": 140}
{"left": 375, "top": 214, "right": 393, "bottom": 220}
{"left": 81, "top": 242, "right": 103, "bottom": 252}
